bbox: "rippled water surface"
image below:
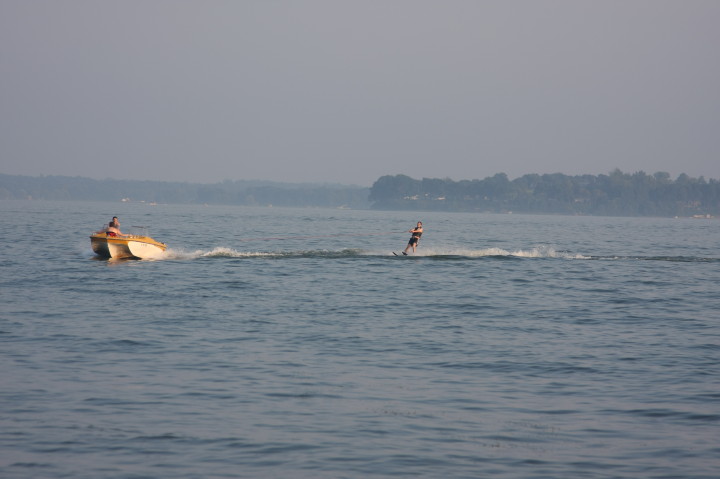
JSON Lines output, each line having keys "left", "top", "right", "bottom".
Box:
{"left": 1, "top": 200, "right": 719, "bottom": 478}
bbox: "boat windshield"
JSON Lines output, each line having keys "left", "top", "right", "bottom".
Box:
{"left": 127, "top": 225, "right": 151, "bottom": 237}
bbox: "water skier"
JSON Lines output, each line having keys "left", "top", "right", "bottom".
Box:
{"left": 403, "top": 221, "right": 423, "bottom": 255}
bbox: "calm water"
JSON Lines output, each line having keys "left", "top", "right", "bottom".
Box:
{"left": 1, "top": 200, "right": 718, "bottom": 479}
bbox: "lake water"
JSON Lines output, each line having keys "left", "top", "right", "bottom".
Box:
{"left": 1, "top": 200, "right": 718, "bottom": 478}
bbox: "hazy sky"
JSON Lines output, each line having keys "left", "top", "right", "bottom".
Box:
{"left": 2, "top": 1, "right": 719, "bottom": 186}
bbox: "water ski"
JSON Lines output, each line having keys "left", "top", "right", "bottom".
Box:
{"left": 392, "top": 252, "right": 408, "bottom": 256}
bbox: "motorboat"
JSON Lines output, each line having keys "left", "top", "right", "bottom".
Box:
{"left": 90, "top": 226, "right": 167, "bottom": 260}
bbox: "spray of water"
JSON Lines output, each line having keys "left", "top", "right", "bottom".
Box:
{"left": 158, "top": 245, "right": 589, "bottom": 261}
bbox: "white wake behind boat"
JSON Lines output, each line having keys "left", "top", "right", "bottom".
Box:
{"left": 90, "top": 226, "right": 167, "bottom": 260}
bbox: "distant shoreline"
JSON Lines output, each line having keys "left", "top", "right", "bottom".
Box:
{"left": 369, "top": 171, "right": 719, "bottom": 218}
{"left": 0, "top": 173, "right": 371, "bottom": 210}
{"left": 2, "top": 171, "right": 718, "bottom": 218}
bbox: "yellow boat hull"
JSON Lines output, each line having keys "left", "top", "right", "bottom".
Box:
{"left": 90, "top": 233, "right": 167, "bottom": 260}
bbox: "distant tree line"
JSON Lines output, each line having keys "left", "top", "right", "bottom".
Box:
{"left": 0, "top": 174, "right": 370, "bottom": 209}
{"left": 4, "top": 171, "right": 719, "bottom": 216}
{"left": 369, "top": 170, "right": 720, "bottom": 217}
